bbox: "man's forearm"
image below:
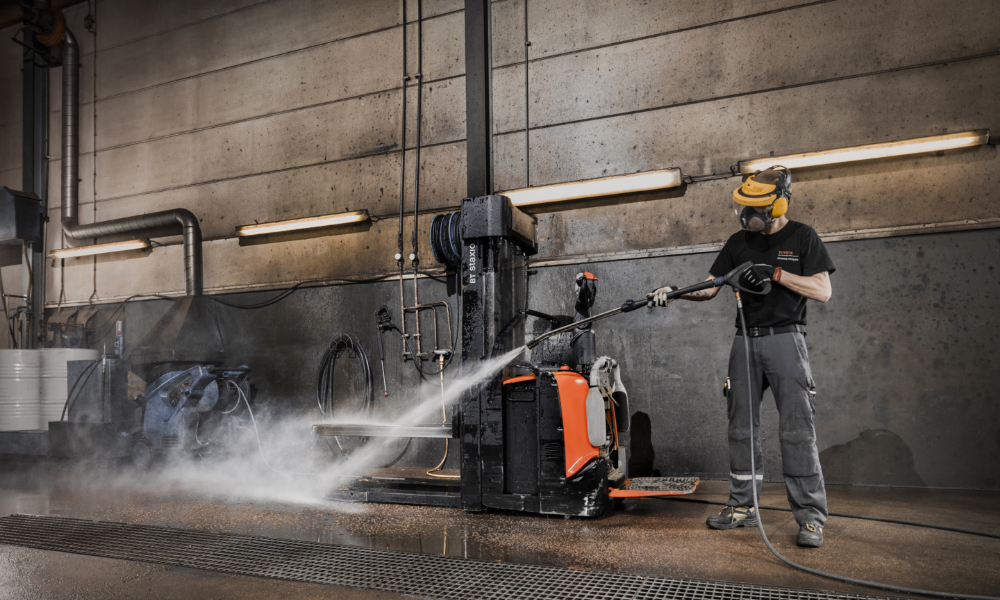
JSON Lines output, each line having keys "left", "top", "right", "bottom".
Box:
{"left": 680, "top": 276, "right": 721, "bottom": 301}
{"left": 682, "top": 288, "right": 716, "bottom": 301}
{"left": 778, "top": 271, "right": 831, "bottom": 303}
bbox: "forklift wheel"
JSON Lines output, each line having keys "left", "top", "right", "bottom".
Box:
{"left": 131, "top": 438, "right": 154, "bottom": 470}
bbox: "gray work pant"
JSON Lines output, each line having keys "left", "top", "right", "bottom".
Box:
{"left": 726, "top": 332, "right": 828, "bottom": 526}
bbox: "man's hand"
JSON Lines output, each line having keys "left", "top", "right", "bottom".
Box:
{"left": 753, "top": 264, "right": 782, "bottom": 282}
{"left": 647, "top": 286, "right": 678, "bottom": 308}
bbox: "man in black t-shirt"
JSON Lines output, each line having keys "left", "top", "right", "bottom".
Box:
{"left": 647, "top": 167, "right": 834, "bottom": 548}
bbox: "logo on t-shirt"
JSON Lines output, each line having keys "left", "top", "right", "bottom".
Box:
{"left": 776, "top": 250, "right": 799, "bottom": 262}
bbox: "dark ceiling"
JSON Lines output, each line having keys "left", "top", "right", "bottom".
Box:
{"left": 1, "top": 0, "right": 88, "bottom": 31}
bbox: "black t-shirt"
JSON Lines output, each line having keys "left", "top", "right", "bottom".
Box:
{"left": 709, "top": 221, "right": 835, "bottom": 329}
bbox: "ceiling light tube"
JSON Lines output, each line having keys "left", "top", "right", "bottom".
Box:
{"left": 501, "top": 168, "right": 683, "bottom": 207}
{"left": 740, "top": 130, "right": 990, "bottom": 173}
{"left": 49, "top": 239, "right": 150, "bottom": 259}
{"left": 236, "top": 210, "right": 370, "bottom": 237}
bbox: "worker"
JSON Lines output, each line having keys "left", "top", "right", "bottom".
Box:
{"left": 647, "top": 167, "right": 835, "bottom": 548}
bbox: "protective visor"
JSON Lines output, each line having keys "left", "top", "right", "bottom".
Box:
{"left": 732, "top": 177, "right": 780, "bottom": 206}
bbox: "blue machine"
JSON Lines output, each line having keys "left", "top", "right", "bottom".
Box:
{"left": 132, "top": 365, "right": 251, "bottom": 468}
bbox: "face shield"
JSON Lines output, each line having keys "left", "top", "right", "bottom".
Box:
{"left": 732, "top": 168, "right": 790, "bottom": 232}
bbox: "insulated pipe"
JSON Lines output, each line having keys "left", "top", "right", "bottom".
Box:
{"left": 58, "top": 29, "right": 204, "bottom": 296}
{"left": 63, "top": 211, "right": 204, "bottom": 296}
{"left": 60, "top": 29, "right": 78, "bottom": 225}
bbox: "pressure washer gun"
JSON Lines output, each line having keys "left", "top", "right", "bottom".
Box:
{"left": 374, "top": 306, "right": 393, "bottom": 396}
{"left": 526, "top": 261, "right": 770, "bottom": 350}
{"left": 619, "top": 261, "right": 769, "bottom": 311}
{"left": 113, "top": 320, "right": 124, "bottom": 358}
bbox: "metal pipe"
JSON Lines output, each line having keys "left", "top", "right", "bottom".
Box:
{"left": 58, "top": 29, "right": 204, "bottom": 296}
{"left": 398, "top": 0, "right": 409, "bottom": 354}
{"left": 60, "top": 29, "right": 78, "bottom": 226}
{"left": 64, "top": 211, "right": 204, "bottom": 296}
{"left": 412, "top": 270, "right": 422, "bottom": 357}
{"left": 411, "top": 0, "right": 424, "bottom": 360}
{"left": 403, "top": 300, "right": 454, "bottom": 357}
{"left": 412, "top": 0, "right": 423, "bottom": 261}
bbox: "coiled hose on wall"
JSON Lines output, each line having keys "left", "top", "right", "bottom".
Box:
{"left": 316, "top": 333, "right": 409, "bottom": 468}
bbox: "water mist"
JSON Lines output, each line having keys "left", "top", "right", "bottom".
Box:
{"left": 105, "top": 345, "right": 528, "bottom": 509}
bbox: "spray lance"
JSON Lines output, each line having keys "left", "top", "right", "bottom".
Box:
{"left": 525, "top": 261, "right": 770, "bottom": 350}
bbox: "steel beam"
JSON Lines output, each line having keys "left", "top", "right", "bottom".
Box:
{"left": 21, "top": 25, "right": 47, "bottom": 348}
{"left": 464, "top": 0, "right": 492, "bottom": 198}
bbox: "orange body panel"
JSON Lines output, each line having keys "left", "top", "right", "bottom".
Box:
{"left": 553, "top": 371, "right": 598, "bottom": 478}
{"left": 502, "top": 371, "right": 599, "bottom": 479}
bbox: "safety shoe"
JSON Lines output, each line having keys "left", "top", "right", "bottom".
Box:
{"left": 796, "top": 523, "right": 824, "bottom": 548}
{"left": 706, "top": 506, "right": 758, "bottom": 530}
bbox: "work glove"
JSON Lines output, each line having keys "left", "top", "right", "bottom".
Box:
{"left": 752, "top": 263, "right": 782, "bottom": 283}
{"left": 646, "top": 286, "right": 678, "bottom": 308}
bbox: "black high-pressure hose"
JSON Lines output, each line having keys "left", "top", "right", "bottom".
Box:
{"left": 316, "top": 334, "right": 374, "bottom": 417}
{"left": 60, "top": 359, "right": 101, "bottom": 421}
{"left": 316, "top": 333, "right": 410, "bottom": 468}
{"left": 733, "top": 292, "right": 999, "bottom": 600}
{"left": 661, "top": 496, "right": 1000, "bottom": 540}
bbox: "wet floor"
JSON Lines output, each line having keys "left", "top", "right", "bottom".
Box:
{"left": 1, "top": 457, "right": 998, "bottom": 598}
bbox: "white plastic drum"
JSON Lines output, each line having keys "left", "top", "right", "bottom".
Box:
{"left": 39, "top": 348, "right": 100, "bottom": 430}
{"left": 0, "top": 349, "right": 41, "bottom": 431}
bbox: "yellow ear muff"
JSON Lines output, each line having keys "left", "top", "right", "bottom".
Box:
{"left": 771, "top": 197, "right": 788, "bottom": 218}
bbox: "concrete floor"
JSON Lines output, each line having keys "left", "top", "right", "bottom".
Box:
{"left": 0, "top": 458, "right": 997, "bottom": 599}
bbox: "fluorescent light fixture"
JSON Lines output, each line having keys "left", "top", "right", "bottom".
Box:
{"left": 49, "top": 239, "right": 150, "bottom": 259}
{"left": 501, "top": 168, "right": 683, "bottom": 207}
{"left": 236, "top": 209, "right": 370, "bottom": 236}
{"left": 740, "top": 130, "right": 990, "bottom": 173}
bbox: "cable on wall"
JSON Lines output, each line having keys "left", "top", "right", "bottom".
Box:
{"left": 523, "top": 0, "right": 530, "bottom": 187}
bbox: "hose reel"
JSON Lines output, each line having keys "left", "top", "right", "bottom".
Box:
{"left": 429, "top": 211, "right": 462, "bottom": 268}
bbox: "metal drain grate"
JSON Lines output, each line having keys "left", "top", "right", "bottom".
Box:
{"left": 0, "top": 514, "right": 895, "bottom": 600}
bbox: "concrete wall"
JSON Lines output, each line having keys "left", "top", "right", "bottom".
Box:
{"left": 42, "top": 0, "right": 467, "bottom": 302}
{"left": 531, "top": 229, "right": 1000, "bottom": 490}
{"left": 0, "top": 0, "right": 996, "bottom": 486}
{"left": 489, "top": 0, "right": 1000, "bottom": 489}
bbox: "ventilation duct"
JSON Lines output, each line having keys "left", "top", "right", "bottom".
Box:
{"left": 56, "top": 29, "right": 203, "bottom": 296}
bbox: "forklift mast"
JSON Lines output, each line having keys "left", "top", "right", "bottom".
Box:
{"left": 458, "top": 195, "right": 536, "bottom": 512}
{"left": 318, "top": 194, "right": 697, "bottom": 515}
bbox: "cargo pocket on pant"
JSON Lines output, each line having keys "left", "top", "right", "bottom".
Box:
{"left": 782, "top": 380, "right": 820, "bottom": 477}
{"left": 794, "top": 378, "right": 817, "bottom": 419}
